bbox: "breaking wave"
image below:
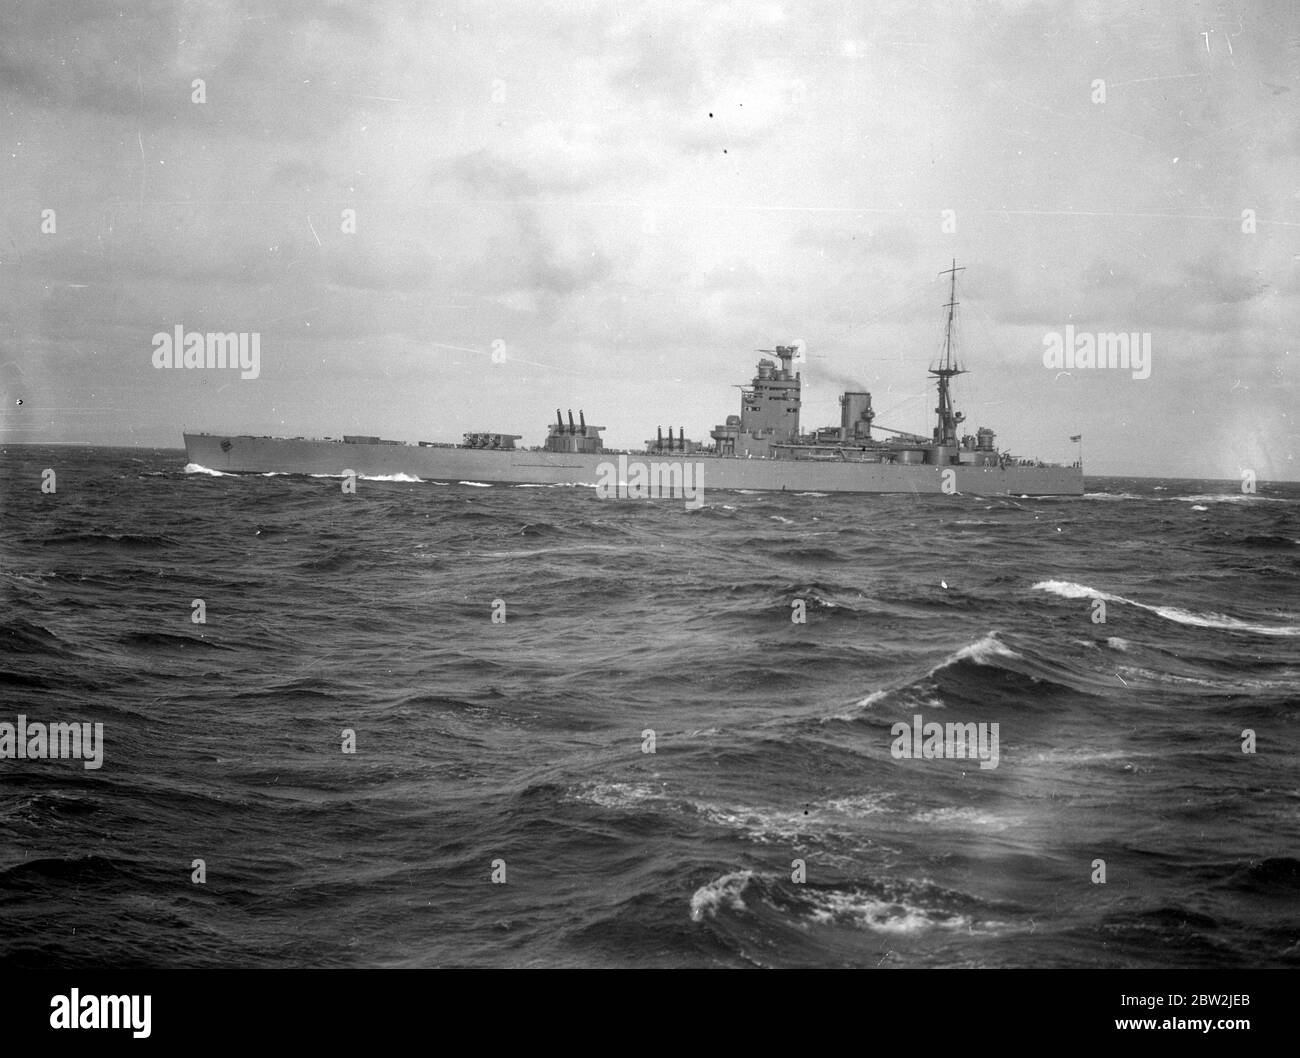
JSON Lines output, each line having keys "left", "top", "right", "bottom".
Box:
{"left": 689, "top": 870, "right": 755, "bottom": 922}
{"left": 1033, "top": 580, "right": 1300, "bottom": 637}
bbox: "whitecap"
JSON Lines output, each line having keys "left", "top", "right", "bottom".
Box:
{"left": 1032, "top": 580, "right": 1300, "bottom": 637}
{"left": 570, "top": 781, "right": 666, "bottom": 810}
{"left": 944, "top": 633, "right": 1022, "bottom": 666}
{"left": 802, "top": 889, "right": 974, "bottom": 934}
{"left": 1175, "top": 493, "right": 1286, "bottom": 504}
{"left": 910, "top": 806, "right": 1012, "bottom": 830}
{"left": 689, "top": 870, "right": 755, "bottom": 922}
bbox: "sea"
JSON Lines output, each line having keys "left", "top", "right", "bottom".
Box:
{"left": 1, "top": 444, "right": 1298, "bottom": 969}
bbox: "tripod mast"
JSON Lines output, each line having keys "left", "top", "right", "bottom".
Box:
{"left": 930, "top": 259, "right": 967, "bottom": 447}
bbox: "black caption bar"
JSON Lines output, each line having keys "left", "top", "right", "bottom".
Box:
{"left": 4, "top": 968, "right": 1292, "bottom": 1047}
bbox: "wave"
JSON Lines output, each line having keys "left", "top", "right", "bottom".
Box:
{"left": 296, "top": 549, "right": 363, "bottom": 573}
{"left": 515, "top": 522, "right": 560, "bottom": 538}
{"left": 692, "top": 801, "right": 839, "bottom": 845}
{"left": 41, "top": 532, "right": 177, "bottom": 549}
{"left": 845, "top": 632, "right": 1067, "bottom": 716}
{"left": 914, "top": 626, "right": 1123, "bottom": 710}
{"left": 800, "top": 887, "right": 980, "bottom": 935}
{"left": 571, "top": 781, "right": 668, "bottom": 812}
{"left": 479, "top": 543, "right": 638, "bottom": 562}
{"left": 818, "top": 793, "right": 895, "bottom": 817}
{"left": 937, "top": 633, "right": 1023, "bottom": 672}
{"left": 1032, "top": 580, "right": 1300, "bottom": 637}
{"left": 1083, "top": 491, "right": 1290, "bottom": 504}
{"left": 910, "top": 806, "right": 1015, "bottom": 830}
{"left": 1027, "top": 747, "right": 1148, "bottom": 765}
{"left": 782, "top": 581, "right": 869, "bottom": 611}
{"left": 571, "top": 783, "right": 811, "bottom": 845}
{"left": 1175, "top": 494, "right": 1288, "bottom": 504}
{"left": 1230, "top": 857, "right": 1300, "bottom": 893}
{"left": 1237, "top": 534, "right": 1299, "bottom": 549}
{"left": 0, "top": 669, "right": 54, "bottom": 690}
{"left": 118, "top": 631, "right": 229, "bottom": 650}
{"left": 688, "top": 870, "right": 1007, "bottom": 937}
{"left": 0, "top": 854, "right": 131, "bottom": 886}
{"left": 689, "top": 870, "right": 755, "bottom": 922}
{"left": 1033, "top": 581, "right": 1123, "bottom": 602}
{"left": 183, "top": 463, "right": 230, "bottom": 476}
{"left": 1115, "top": 665, "right": 1221, "bottom": 688}
{"left": 571, "top": 783, "right": 893, "bottom": 848}
{"left": 302, "top": 471, "right": 424, "bottom": 483}
{"left": 0, "top": 618, "right": 65, "bottom": 656}
{"left": 780, "top": 547, "right": 844, "bottom": 563}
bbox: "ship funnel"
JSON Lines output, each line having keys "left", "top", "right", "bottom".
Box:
{"left": 556, "top": 409, "right": 564, "bottom": 432}
{"left": 568, "top": 409, "right": 576, "bottom": 434}
{"left": 657, "top": 426, "right": 663, "bottom": 450}
{"left": 579, "top": 410, "right": 587, "bottom": 435}
{"left": 678, "top": 427, "right": 685, "bottom": 451}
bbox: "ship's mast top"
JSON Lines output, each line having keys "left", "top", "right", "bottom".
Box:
{"left": 930, "top": 259, "right": 967, "bottom": 447}
{"left": 937, "top": 258, "right": 964, "bottom": 374}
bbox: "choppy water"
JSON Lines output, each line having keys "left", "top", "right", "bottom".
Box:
{"left": 2, "top": 445, "right": 1298, "bottom": 967}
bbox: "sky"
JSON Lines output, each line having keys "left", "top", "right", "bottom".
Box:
{"left": 1, "top": 0, "right": 1296, "bottom": 479}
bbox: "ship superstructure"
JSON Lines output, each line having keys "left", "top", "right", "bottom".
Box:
{"left": 705, "top": 262, "right": 1007, "bottom": 471}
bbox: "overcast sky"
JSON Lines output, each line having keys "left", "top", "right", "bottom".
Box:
{"left": 2, "top": 0, "right": 1296, "bottom": 478}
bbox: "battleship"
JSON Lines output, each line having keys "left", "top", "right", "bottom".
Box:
{"left": 184, "top": 263, "right": 1084, "bottom": 496}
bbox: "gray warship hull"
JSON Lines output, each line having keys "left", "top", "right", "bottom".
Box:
{"left": 184, "top": 432, "right": 1084, "bottom": 496}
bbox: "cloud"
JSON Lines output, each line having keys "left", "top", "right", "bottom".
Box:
{"left": 0, "top": 0, "right": 1295, "bottom": 475}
